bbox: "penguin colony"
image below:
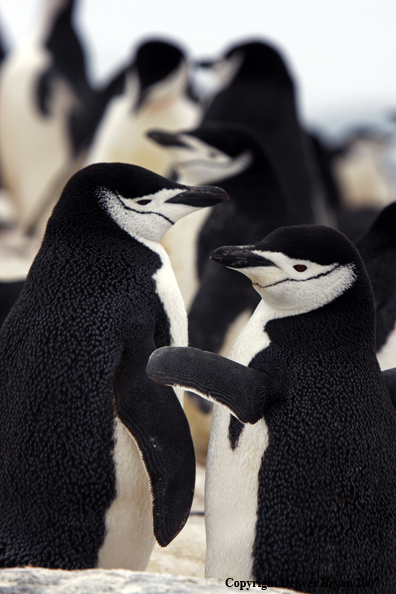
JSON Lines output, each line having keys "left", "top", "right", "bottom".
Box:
{"left": 0, "top": 1, "right": 395, "bottom": 591}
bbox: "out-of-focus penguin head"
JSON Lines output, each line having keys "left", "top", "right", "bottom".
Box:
{"left": 147, "top": 123, "right": 258, "bottom": 185}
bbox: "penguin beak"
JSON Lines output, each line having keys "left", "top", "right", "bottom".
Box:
{"left": 147, "top": 130, "right": 190, "bottom": 149}
{"left": 210, "top": 245, "right": 276, "bottom": 269}
{"left": 196, "top": 59, "right": 215, "bottom": 68}
{"left": 166, "top": 186, "right": 228, "bottom": 208}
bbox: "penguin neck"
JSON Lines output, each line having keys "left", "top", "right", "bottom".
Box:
{"left": 44, "top": 187, "right": 121, "bottom": 244}
{"left": 37, "top": 0, "right": 73, "bottom": 44}
{"left": 139, "top": 61, "right": 188, "bottom": 109}
{"left": 219, "top": 159, "right": 291, "bottom": 221}
{"left": 264, "top": 278, "right": 376, "bottom": 355}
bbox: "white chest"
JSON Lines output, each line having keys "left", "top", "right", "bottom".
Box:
{"left": 151, "top": 244, "right": 188, "bottom": 406}
{"left": 97, "top": 418, "right": 155, "bottom": 570}
{"left": 228, "top": 300, "right": 271, "bottom": 365}
{"left": 151, "top": 243, "right": 188, "bottom": 349}
{"left": 205, "top": 300, "right": 272, "bottom": 580}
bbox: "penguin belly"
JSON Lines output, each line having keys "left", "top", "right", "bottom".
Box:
{"left": 98, "top": 418, "right": 154, "bottom": 570}
{"left": 205, "top": 300, "right": 272, "bottom": 579}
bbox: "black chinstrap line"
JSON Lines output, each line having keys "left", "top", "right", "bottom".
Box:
{"left": 115, "top": 191, "right": 175, "bottom": 225}
{"left": 253, "top": 263, "right": 342, "bottom": 290}
{"left": 179, "top": 158, "right": 235, "bottom": 170}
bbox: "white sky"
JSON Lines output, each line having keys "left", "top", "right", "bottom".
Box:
{"left": 0, "top": 0, "right": 394, "bottom": 131}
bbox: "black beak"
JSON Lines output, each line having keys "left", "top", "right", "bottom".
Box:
{"left": 195, "top": 59, "right": 215, "bottom": 68}
{"left": 210, "top": 245, "right": 276, "bottom": 269}
{"left": 147, "top": 130, "right": 190, "bottom": 149}
{"left": 166, "top": 186, "right": 228, "bottom": 208}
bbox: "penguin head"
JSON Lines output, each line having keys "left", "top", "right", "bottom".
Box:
{"left": 194, "top": 39, "right": 293, "bottom": 97}
{"left": 132, "top": 39, "right": 188, "bottom": 110}
{"left": 147, "top": 123, "right": 257, "bottom": 185}
{"left": 53, "top": 162, "right": 228, "bottom": 242}
{"left": 224, "top": 40, "right": 292, "bottom": 84}
{"left": 211, "top": 225, "right": 368, "bottom": 315}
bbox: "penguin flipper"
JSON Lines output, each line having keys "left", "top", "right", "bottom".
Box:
{"left": 113, "top": 344, "right": 195, "bottom": 548}
{"left": 147, "top": 346, "right": 269, "bottom": 424}
{"left": 382, "top": 367, "right": 396, "bottom": 407}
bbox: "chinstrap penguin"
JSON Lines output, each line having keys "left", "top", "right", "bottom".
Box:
{"left": 147, "top": 224, "right": 396, "bottom": 592}
{"left": 0, "top": 162, "right": 227, "bottom": 570}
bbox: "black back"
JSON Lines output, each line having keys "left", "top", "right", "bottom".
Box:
{"left": 355, "top": 202, "right": 396, "bottom": 351}
{"left": 0, "top": 280, "right": 25, "bottom": 328}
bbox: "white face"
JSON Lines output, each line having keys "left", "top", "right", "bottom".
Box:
{"left": 235, "top": 250, "right": 357, "bottom": 316}
{"left": 166, "top": 135, "right": 252, "bottom": 186}
{"left": 98, "top": 186, "right": 206, "bottom": 243}
{"left": 189, "top": 51, "right": 243, "bottom": 104}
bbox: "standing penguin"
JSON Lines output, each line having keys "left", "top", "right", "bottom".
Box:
{"left": 0, "top": 0, "right": 97, "bottom": 230}
{"left": 356, "top": 201, "right": 396, "bottom": 370}
{"left": 85, "top": 38, "right": 201, "bottom": 176}
{"left": 147, "top": 225, "right": 396, "bottom": 592}
{"left": 0, "top": 162, "right": 227, "bottom": 570}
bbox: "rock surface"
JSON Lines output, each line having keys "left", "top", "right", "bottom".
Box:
{"left": 0, "top": 567, "right": 301, "bottom": 593}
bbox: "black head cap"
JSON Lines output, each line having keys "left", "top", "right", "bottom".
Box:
{"left": 224, "top": 39, "right": 293, "bottom": 85}
{"left": 135, "top": 39, "right": 185, "bottom": 94}
{"left": 63, "top": 162, "right": 187, "bottom": 200}
{"left": 254, "top": 224, "right": 365, "bottom": 268}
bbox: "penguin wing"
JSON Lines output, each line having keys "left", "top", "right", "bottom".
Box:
{"left": 113, "top": 339, "right": 195, "bottom": 548}
{"left": 382, "top": 367, "right": 396, "bottom": 407}
{"left": 146, "top": 346, "right": 269, "bottom": 423}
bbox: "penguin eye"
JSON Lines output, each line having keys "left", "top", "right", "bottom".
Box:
{"left": 137, "top": 199, "right": 151, "bottom": 205}
{"left": 294, "top": 265, "right": 307, "bottom": 272}
{"left": 208, "top": 151, "right": 219, "bottom": 159}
